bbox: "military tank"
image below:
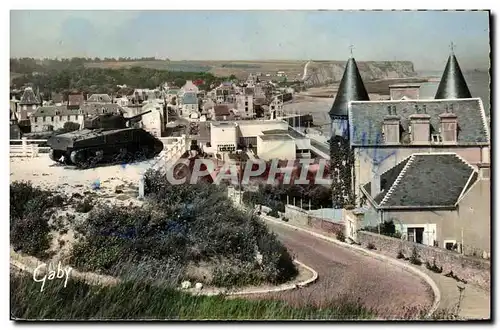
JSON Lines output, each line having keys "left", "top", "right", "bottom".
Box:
{"left": 47, "top": 110, "right": 164, "bottom": 168}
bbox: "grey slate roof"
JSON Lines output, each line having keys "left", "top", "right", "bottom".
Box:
{"left": 31, "top": 105, "right": 80, "bottom": 117}
{"left": 435, "top": 54, "right": 472, "bottom": 99}
{"left": 80, "top": 103, "right": 124, "bottom": 115}
{"left": 329, "top": 57, "right": 369, "bottom": 119}
{"left": 349, "top": 98, "right": 489, "bottom": 146}
{"left": 182, "top": 92, "right": 198, "bottom": 105}
{"left": 19, "top": 87, "right": 40, "bottom": 105}
{"left": 87, "top": 94, "right": 112, "bottom": 103}
{"left": 361, "top": 153, "right": 477, "bottom": 209}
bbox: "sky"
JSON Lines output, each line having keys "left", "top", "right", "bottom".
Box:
{"left": 10, "top": 10, "right": 490, "bottom": 71}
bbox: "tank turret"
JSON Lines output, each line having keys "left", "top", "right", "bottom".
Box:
{"left": 82, "top": 110, "right": 152, "bottom": 130}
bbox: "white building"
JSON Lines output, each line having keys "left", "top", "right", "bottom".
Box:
{"left": 257, "top": 134, "right": 296, "bottom": 161}
{"left": 179, "top": 92, "right": 199, "bottom": 118}
{"left": 269, "top": 95, "right": 284, "bottom": 118}
{"left": 30, "top": 106, "right": 84, "bottom": 132}
{"left": 209, "top": 119, "right": 311, "bottom": 160}
{"left": 235, "top": 94, "right": 254, "bottom": 119}
{"left": 181, "top": 80, "right": 199, "bottom": 95}
{"left": 210, "top": 122, "right": 238, "bottom": 152}
{"left": 141, "top": 106, "right": 163, "bottom": 137}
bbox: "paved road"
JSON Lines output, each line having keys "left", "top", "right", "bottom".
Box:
{"left": 247, "top": 221, "right": 434, "bottom": 319}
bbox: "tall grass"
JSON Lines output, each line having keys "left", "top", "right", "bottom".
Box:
{"left": 11, "top": 272, "right": 372, "bottom": 320}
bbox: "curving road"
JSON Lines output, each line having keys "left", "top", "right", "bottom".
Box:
{"left": 248, "top": 221, "right": 434, "bottom": 319}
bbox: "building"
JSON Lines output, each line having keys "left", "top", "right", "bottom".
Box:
{"left": 30, "top": 105, "right": 84, "bottom": 132}
{"left": 18, "top": 87, "right": 41, "bottom": 120}
{"left": 360, "top": 153, "right": 490, "bottom": 256}
{"left": 257, "top": 134, "right": 296, "bottom": 161}
{"left": 87, "top": 94, "right": 112, "bottom": 103}
{"left": 181, "top": 80, "right": 199, "bottom": 95}
{"left": 68, "top": 93, "right": 85, "bottom": 109}
{"left": 389, "top": 84, "right": 421, "bottom": 100}
{"left": 348, "top": 53, "right": 490, "bottom": 205}
{"left": 212, "top": 104, "right": 232, "bottom": 121}
{"left": 179, "top": 92, "right": 199, "bottom": 118}
{"left": 235, "top": 94, "right": 254, "bottom": 119}
{"left": 209, "top": 120, "right": 311, "bottom": 160}
{"left": 10, "top": 109, "right": 21, "bottom": 139}
{"left": 214, "top": 82, "right": 236, "bottom": 104}
{"left": 140, "top": 101, "right": 165, "bottom": 137}
{"left": 210, "top": 122, "right": 239, "bottom": 152}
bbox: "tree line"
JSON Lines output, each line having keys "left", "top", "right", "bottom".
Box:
{"left": 11, "top": 66, "right": 233, "bottom": 97}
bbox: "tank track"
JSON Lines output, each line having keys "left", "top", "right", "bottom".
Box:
{"left": 49, "top": 144, "right": 157, "bottom": 169}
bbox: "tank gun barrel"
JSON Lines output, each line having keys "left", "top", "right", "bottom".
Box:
{"left": 126, "top": 110, "right": 152, "bottom": 122}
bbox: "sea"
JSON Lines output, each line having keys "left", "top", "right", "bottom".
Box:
{"left": 417, "top": 71, "right": 491, "bottom": 116}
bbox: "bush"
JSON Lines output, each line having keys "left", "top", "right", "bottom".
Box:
{"left": 409, "top": 247, "right": 422, "bottom": 266}
{"left": 396, "top": 250, "right": 405, "bottom": 259}
{"left": 425, "top": 260, "right": 443, "bottom": 273}
{"left": 10, "top": 181, "right": 64, "bottom": 258}
{"left": 70, "top": 171, "right": 298, "bottom": 287}
{"left": 75, "top": 197, "right": 94, "bottom": 213}
{"left": 366, "top": 243, "right": 376, "bottom": 250}
{"left": 336, "top": 230, "right": 346, "bottom": 242}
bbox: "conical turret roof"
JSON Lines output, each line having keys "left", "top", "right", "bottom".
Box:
{"left": 434, "top": 54, "right": 472, "bottom": 99}
{"left": 329, "top": 57, "right": 369, "bottom": 119}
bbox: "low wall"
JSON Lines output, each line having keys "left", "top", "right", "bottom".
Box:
{"left": 284, "top": 204, "right": 344, "bottom": 234}
{"left": 357, "top": 231, "right": 491, "bottom": 291}
{"left": 308, "top": 216, "right": 344, "bottom": 235}
{"left": 284, "top": 204, "right": 309, "bottom": 226}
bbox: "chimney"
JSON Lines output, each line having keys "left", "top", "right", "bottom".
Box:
{"left": 383, "top": 105, "right": 400, "bottom": 144}
{"left": 371, "top": 165, "right": 381, "bottom": 197}
{"left": 439, "top": 104, "right": 458, "bottom": 144}
{"left": 409, "top": 105, "right": 431, "bottom": 144}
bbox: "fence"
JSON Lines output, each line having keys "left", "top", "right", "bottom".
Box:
{"left": 138, "top": 135, "right": 187, "bottom": 198}
{"left": 10, "top": 138, "right": 49, "bottom": 157}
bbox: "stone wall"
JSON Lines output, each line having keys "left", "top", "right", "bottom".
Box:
{"left": 284, "top": 205, "right": 345, "bottom": 234}
{"left": 357, "top": 231, "right": 491, "bottom": 291}
{"left": 308, "top": 216, "right": 344, "bottom": 235}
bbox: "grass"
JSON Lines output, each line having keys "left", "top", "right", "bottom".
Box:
{"left": 11, "top": 272, "right": 373, "bottom": 320}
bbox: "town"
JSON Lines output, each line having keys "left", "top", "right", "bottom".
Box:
{"left": 9, "top": 10, "right": 491, "bottom": 322}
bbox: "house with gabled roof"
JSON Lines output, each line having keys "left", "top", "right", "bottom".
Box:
{"left": 360, "top": 153, "right": 490, "bottom": 256}
{"left": 18, "top": 87, "right": 41, "bottom": 120}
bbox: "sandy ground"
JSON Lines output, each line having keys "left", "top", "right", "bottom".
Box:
{"left": 10, "top": 154, "right": 165, "bottom": 193}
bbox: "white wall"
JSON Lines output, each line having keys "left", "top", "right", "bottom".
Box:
{"left": 141, "top": 110, "right": 163, "bottom": 137}
{"left": 211, "top": 124, "right": 238, "bottom": 150}
{"left": 238, "top": 120, "right": 288, "bottom": 138}
{"left": 257, "top": 136, "right": 296, "bottom": 161}
{"left": 30, "top": 115, "right": 84, "bottom": 132}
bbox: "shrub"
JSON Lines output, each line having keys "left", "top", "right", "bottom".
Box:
{"left": 75, "top": 197, "right": 94, "bottom": 213}
{"left": 336, "top": 230, "right": 346, "bottom": 242}
{"left": 10, "top": 181, "right": 64, "bottom": 258}
{"left": 425, "top": 260, "right": 443, "bottom": 273}
{"left": 69, "top": 172, "right": 298, "bottom": 287}
{"left": 396, "top": 250, "right": 405, "bottom": 259}
{"left": 366, "top": 242, "right": 376, "bottom": 250}
{"left": 409, "top": 247, "right": 422, "bottom": 266}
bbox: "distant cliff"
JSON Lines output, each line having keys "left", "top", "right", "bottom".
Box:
{"left": 304, "top": 60, "right": 416, "bottom": 86}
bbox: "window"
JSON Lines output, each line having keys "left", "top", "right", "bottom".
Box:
{"left": 407, "top": 227, "right": 424, "bottom": 244}
{"left": 442, "top": 122, "right": 457, "bottom": 142}
{"left": 444, "top": 240, "right": 457, "bottom": 251}
{"left": 431, "top": 134, "right": 443, "bottom": 143}
{"left": 67, "top": 115, "right": 70, "bottom": 121}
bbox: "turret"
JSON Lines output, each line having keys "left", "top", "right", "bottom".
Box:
{"left": 82, "top": 110, "right": 152, "bottom": 130}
